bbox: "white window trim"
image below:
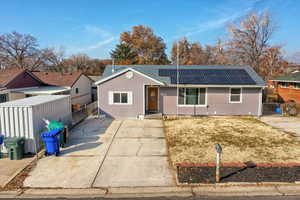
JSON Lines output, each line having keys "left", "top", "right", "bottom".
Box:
{"left": 294, "top": 83, "right": 300, "bottom": 89}
{"left": 229, "top": 88, "right": 242, "bottom": 104}
{"left": 110, "top": 91, "right": 132, "bottom": 105}
{"left": 280, "top": 82, "right": 289, "bottom": 88}
{"left": 177, "top": 87, "right": 207, "bottom": 107}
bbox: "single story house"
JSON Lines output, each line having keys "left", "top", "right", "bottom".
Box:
{"left": 269, "top": 71, "right": 300, "bottom": 103}
{"left": 96, "top": 65, "right": 265, "bottom": 118}
{"left": 0, "top": 69, "right": 45, "bottom": 103}
{"left": 0, "top": 69, "right": 93, "bottom": 106}
{"left": 32, "top": 72, "right": 92, "bottom": 105}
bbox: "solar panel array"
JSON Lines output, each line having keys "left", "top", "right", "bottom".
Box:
{"left": 158, "top": 69, "right": 256, "bottom": 85}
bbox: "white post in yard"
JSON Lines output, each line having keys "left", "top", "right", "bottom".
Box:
{"left": 215, "top": 144, "right": 222, "bottom": 183}
{"left": 216, "top": 152, "right": 220, "bottom": 182}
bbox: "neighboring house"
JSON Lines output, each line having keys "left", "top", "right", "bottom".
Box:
{"left": 96, "top": 65, "right": 265, "bottom": 118}
{"left": 0, "top": 69, "right": 45, "bottom": 103}
{"left": 33, "top": 72, "right": 92, "bottom": 105}
{"left": 283, "top": 64, "right": 300, "bottom": 74}
{"left": 88, "top": 76, "right": 102, "bottom": 102}
{"left": 269, "top": 71, "right": 300, "bottom": 103}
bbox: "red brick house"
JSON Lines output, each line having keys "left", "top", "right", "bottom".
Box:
{"left": 269, "top": 71, "right": 300, "bottom": 103}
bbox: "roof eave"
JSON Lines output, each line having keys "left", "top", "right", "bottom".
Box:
{"left": 95, "top": 68, "right": 165, "bottom": 86}
{"left": 167, "top": 84, "right": 265, "bottom": 88}
{"left": 270, "top": 79, "right": 300, "bottom": 83}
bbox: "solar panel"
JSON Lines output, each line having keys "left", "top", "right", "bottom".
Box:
{"left": 158, "top": 69, "right": 256, "bottom": 85}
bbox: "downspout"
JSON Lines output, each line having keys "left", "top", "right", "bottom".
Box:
{"left": 258, "top": 87, "right": 263, "bottom": 117}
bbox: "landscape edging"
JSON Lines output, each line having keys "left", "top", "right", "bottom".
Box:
{"left": 176, "top": 162, "right": 300, "bottom": 168}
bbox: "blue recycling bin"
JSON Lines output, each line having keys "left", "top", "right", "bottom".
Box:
{"left": 275, "top": 107, "right": 282, "bottom": 114}
{"left": 0, "top": 135, "right": 4, "bottom": 158}
{"left": 42, "top": 128, "right": 62, "bottom": 156}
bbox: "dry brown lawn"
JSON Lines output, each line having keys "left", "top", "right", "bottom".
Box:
{"left": 164, "top": 116, "right": 300, "bottom": 166}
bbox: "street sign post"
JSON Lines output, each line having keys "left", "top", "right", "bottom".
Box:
{"left": 214, "top": 144, "right": 222, "bottom": 183}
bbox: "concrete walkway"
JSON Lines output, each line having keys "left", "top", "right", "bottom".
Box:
{"left": 260, "top": 116, "right": 300, "bottom": 140}
{"left": 23, "top": 118, "right": 174, "bottom": 188}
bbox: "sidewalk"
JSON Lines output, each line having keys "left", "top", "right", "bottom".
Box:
{"left": 1, "top": 185, "right": 300, "bottom": 198}
{"left": 259, "top": 116, "right": 300, "bottom": 140}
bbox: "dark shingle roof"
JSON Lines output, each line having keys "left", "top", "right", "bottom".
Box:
{"left": 0, "top": 69, "right": 25, "bottom": 87}
{"left": 33, "top": 72, "right": 83, "bottom": 87}
{"left": 272, "top": 72, "right": 300, "bottom": 82}
{"left": 101, "top": 65, "right": 265, "bottom": 86}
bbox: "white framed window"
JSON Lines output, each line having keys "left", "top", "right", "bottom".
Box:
{"left": 178, "top": 88, "right": 206, "bottom": 106}
{"left": 229, "top": 88, "right": 242, "bottom": 103}
{"left": 294, "top": 83, "right": 300, "bottom": 89}
{"left": 109, "top": 91, "right": 132, "bottom": 105}
{"left": 280, "top": 82, "right": 289, "bottom": 88}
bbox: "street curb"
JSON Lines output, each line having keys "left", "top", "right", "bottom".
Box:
{"left": 276, "top": 185, "right": 300, "bottom": 196}
{"left": 0, "top": 190, "right": 22, "bottom": 198}
{"left": 106, "top": 186, "right": 192, "bottom": 198}
{"left": 191, "top": 185, "right": 282, "bottom": 197}
{"left": 20, "top": 188, "right": 107, "bottom": 198}
{"left": 12, "top": 185, "right": 300, "bottom": 198}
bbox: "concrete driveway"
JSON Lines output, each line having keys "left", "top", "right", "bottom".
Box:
{"left": 24, "top": 118, "right": 174, "bottom": 188}
{"left": 24, "top": 117, "right": 119, "bottom": 188}
{"left": 259, "top": 116, "right": 300, "bottom": 140}
{"left": 0, "top": 157, "right": 34, "bottom": 188}
{"left": 93, "top": 119, "right": 174, "bottom": 187}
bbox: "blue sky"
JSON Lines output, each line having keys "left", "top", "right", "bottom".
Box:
{"left": 1, "top": 0, "right": 300, "bottom": 60}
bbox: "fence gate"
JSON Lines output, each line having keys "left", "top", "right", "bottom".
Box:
{"left": 262, "top": 103, "right": 281, "bottom": 115}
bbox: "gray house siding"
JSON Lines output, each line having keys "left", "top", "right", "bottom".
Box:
{"left": 159, "top": 87, "right": 261, "bottom": 116}
{"left": 97, "top": 70, "right": 159, "bottom": 118}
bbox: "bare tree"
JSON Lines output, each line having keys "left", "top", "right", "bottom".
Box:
{"left": 0, "top": 32, "right": 39, "bottom": 69}
{"left": 0, "top": 31, "right": 62, "bottom": 70}
{"left": 58, "top": 54, "right": 107, "bottom": 75}
{"left": 171, "top": 38, "right": 191, "bottom": 65}
{"left": 260, "top": 46, "right": 286, "bottom": 79}
{"left": 171, "top": 38, "right": 208, "bottom": 65}
{"left": 60, "top": 53, "right": 90, "bottom": 72}
{"left": 189, "top": 42, "right": 205, "bottom": 65}
{"left": 227, "top": 11, "right": 275, "bottom": 73}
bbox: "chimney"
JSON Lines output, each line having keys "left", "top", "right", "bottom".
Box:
{"left": 112, "top": 59, "right": 115, "bottom": 73}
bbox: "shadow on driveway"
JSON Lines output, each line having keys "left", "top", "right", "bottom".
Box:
{"left": 60, "top": 117, "right": 113, "bottom": 156}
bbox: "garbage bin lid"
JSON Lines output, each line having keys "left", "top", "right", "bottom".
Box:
{"left": 48, "top": 120, "right": 64, "bottom": 130}
{"left": 42, "top": 128, "right": 62, "bottom": 137}
{"left": 4, "top": 137, "right": 25, "bottom": 144}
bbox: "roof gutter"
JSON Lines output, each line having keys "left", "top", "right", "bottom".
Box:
{"left": 270, "top": 80, "right": 300, "bottom": 83}
{"left": 167, "top": 84, "right": 265, "bottom": 88}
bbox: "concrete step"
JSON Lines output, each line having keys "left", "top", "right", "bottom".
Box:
{"left": 144, "top": 113, "right": 163, "bottom": 119}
